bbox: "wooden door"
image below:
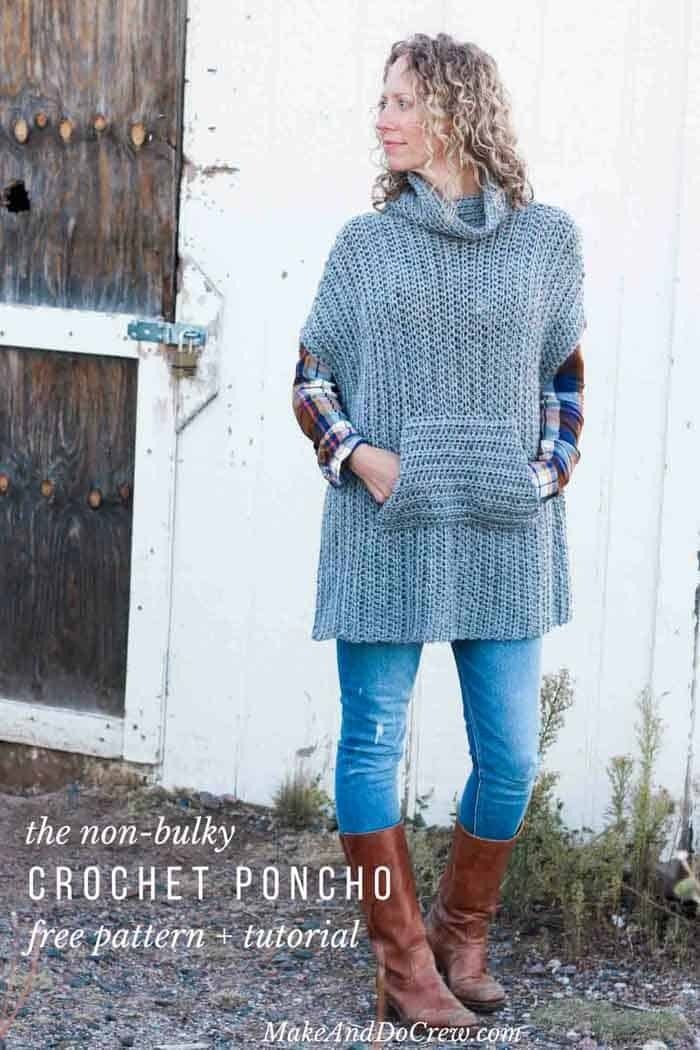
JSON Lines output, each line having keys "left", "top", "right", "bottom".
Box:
{"left": 0, "top": 0, "right": 187, "bottom": 762}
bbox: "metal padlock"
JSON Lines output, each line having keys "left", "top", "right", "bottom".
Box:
{"left": 170, "top": 329, "right": 200, "bottom": 377}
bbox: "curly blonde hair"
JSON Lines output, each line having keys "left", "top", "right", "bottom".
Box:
{"left": 371, "top": 32, "right": 533, "bottom": 211}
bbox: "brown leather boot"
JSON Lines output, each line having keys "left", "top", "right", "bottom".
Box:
{"left": 425, "top": 819, "right": 522, "bottom": 1012}
{"left": 340, "top": 822, "right": 478, "bottom": 1032}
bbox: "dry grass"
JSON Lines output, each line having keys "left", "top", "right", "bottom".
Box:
{"left": 531, "top": 995, "right": 691, "bottom": 1044}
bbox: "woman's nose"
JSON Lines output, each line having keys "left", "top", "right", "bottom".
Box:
{"left": 376, "top": 111, "right": 397, "bottom": 133}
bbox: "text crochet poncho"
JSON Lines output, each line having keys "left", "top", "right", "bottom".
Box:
{"left": 300, "top": 170, "right": 586, "bottom": 642}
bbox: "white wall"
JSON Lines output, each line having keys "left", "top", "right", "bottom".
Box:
{"left": 160, "top": 0, "right": 700, "bottom": 844}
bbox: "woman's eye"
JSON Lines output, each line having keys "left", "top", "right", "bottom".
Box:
{"left": 377, "top": 99, "right": 411, "bottom": 111}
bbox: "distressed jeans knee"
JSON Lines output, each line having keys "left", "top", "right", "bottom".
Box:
{"left": 334, "top": 639, "right": 421, "bottom": 834}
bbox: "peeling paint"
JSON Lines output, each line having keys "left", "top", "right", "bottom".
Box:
{"left": 201, "top": 164, "right": 239, "bottom": 176}
{"left": 374, "top": 721, "right": 384, "bottom": 745}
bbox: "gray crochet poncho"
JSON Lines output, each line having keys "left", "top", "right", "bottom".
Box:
{"left": 300, "top": 170, "right": 586, "bottom": 642}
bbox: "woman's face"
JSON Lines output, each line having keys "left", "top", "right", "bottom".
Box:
{"left": 376, "top": 55, "right": 448, "bottom": 173}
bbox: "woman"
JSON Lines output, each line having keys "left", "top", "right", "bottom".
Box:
{"left": 292, "top": 33, "right": 586, "bottom": 1032}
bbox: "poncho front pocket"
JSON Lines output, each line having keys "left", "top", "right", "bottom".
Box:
{"left": 375, "top": 415, "right": 542, "bottom": 532}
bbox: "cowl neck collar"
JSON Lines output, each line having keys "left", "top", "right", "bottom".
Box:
{"left": 386, "top": 169, "right": 510, "bottom": 240}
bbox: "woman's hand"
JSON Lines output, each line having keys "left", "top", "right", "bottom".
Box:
{"left": 346, "top": 444, "right": 400, "bottom": 504}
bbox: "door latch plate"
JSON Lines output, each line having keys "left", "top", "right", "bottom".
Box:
{"left": 127, "top": 320, "right": 208, "bottom": 376}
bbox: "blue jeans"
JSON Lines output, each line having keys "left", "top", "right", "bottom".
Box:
{"left": 335, "top": 637, "right": 542, "bottom": 840}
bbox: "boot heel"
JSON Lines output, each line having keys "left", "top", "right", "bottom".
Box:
{"left": 384, "top": 999, "right": 401, "bottom": 1022}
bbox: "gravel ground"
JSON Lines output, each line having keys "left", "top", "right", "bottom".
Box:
{"left": 0, "top": 784, "right": 697, "bottom": 1049}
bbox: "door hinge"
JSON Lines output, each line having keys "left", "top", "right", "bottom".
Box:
{"left": 127, "top": 319, "right": 208, "bottom": 377}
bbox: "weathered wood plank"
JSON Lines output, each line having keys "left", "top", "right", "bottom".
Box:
{"left": 0, "top": 347, "right": 137, "bottom": 715}
{"left": 0, "top": 0, "right": 186, "bottom": 316}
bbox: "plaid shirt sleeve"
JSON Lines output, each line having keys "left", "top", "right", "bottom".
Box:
{"left": 528, "top": 343, "right": 585, "bottom": 500}
{"left": 292, "top": 343, "right": 368, "bottom": 487}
